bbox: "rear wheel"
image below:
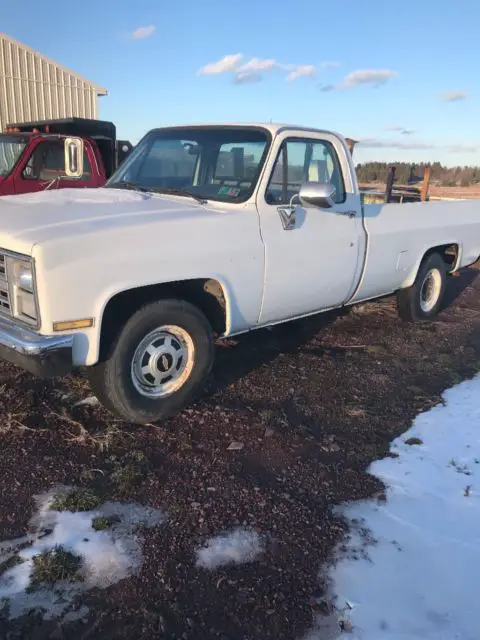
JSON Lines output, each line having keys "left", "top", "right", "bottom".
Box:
{"left": 396, "top": 253, "right": 447, "bottom": 322}
{"left": 88, "top": 299, "right": 214, "bottom": 423}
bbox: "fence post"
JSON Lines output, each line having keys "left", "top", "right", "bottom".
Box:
{"left": 421, "top": 166, "right": 431, "bottom": 201}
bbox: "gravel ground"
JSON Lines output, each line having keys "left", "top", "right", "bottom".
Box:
{"left": 1, "top": 265, "right": 479, "bottom": 639}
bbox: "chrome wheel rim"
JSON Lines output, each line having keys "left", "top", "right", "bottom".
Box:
{"left": 130, "top": 325, "right": 195, "bottom": 398}
{"left": 420, "top": 268, "right": 442, "bottom": 313}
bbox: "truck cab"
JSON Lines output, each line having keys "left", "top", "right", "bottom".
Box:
{"left": 0, "top": 118, "right": 132, "bottom": 196}
{"left": 0, "top": 122, "right": 478, "bottom": 425}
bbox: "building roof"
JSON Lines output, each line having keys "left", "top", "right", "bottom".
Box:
{"left": 0, "top": 33, "right": 108, "bottom": 96}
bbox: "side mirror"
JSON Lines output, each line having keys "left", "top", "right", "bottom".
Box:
{"left": 299, "top": 182, "right": 336, "bottom": 209}
{"left": 64, "top": 137, "right": 84, "bottom": 178}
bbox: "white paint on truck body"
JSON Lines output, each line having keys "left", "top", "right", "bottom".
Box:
{"left": 0, "top": 122, "right": 479, "bottom": 367}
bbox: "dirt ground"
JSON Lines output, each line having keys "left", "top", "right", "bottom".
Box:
{"left": 1, "top": 265, "right": 480, "bottom": 639}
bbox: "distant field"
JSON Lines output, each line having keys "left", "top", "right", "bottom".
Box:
{"left": 360, "top": 182, "right": 480, "bottom": 200}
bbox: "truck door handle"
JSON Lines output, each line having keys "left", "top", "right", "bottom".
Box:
{"left": 337, "top": 210, "right": 356, "bottom": 219}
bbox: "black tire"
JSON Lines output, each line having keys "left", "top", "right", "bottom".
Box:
{"left": 396, "top": 253, "right": 447, "bottom": 322}
{"left": 88, "top": 299, "right": 214, "bottom": 424}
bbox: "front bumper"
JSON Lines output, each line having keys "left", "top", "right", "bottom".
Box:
{"left": 0, "top": 315, "right": 73, "bottom": 378}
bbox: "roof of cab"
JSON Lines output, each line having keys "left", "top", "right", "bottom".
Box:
{"left": 148, "top": 122, "right": 345, "bottom": 139}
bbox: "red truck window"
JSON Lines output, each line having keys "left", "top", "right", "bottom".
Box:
{"left": 23, "top": 140, "right": 92, "bottom": 182}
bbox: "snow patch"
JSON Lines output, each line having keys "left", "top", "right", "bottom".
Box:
{"left": 0, "top": 487, "right": 164, "bottom": 620}
{"left": 309, "top": 375, "right": 480, "bottom": 639}
{"left": 196, "top": 528, "right": 263, "bottom": 569}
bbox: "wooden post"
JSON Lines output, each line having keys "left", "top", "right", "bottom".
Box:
{"left": 345, "top": 138, "right": 358, "bottom": 156}
{"left": 420, "top": 166, "right": 431, "bottom": 201}
{"left": 385, "top": 166, "right": 396, "bottom": 203}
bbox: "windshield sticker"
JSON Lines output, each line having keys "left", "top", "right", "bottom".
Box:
{"left": 218, "top": 186, "right": 241, "bottom": 197}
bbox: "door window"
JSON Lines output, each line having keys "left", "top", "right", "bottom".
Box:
{"left": 22, "top": 140, "right": 92, "bottom": 181}
{"left": 266, "top": 138, "right": 345, "bottom": 205}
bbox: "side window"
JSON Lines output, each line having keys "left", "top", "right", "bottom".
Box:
{"left": 22, "top": 141, "right": 92, "bottom": 181}
{"left": 266, "top": 139, "right": 346, "bottom": 205}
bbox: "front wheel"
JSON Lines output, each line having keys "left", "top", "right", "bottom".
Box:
{"left": 396, "top": 253, "right": 447, "bottom": 322}
{"left": 88, "top": 299, "right": 214, "bottom": 423}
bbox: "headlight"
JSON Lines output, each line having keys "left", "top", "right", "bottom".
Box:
{"left": 5, "top": 256, "right": 38, "bottom": 325}
{"left": 18, "top": 264, "right": 33, "bottom": 293}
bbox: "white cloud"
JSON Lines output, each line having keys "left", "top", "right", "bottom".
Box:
{"left": 131, "top": 25, "right": 156, "bottom": 40}
{"left": 359, "top": 137, "right": 433, "bottom": 150}
{"left": 234, "top": 58, "right": 278, "bottom": 83}
{"left": 339, "top": 68, "right": 398, "bottom": 89}
{"left": 198, "top": 53, "right": 243, "bottom": 75}
{"left": 237, "top": 57, "right": 277, "bottom": 73}
{"left": 441, "top": 91, "right": 468, "bottom": 102}
{"left": 358, "top": 137, "right": 478, "bottom": 154}
{"left": 286, "top": 64, "right": 316, "bottom": 82}
{"left": 198, "top": 54, "right": 317, "bottom": 83}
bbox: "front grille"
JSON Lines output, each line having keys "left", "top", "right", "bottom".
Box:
{"left": 0, "top": 254, "right": 12, "bottom": 315}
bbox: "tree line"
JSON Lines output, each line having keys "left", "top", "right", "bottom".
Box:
{"left": 356, "top": 162, "right": 480, "bottom": 187}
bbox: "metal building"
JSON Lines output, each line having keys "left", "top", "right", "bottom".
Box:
{"left": 0, "top": 33, "right": 107, "bottom": 131}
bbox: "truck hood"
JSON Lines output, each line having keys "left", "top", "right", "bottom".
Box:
{"left": 0, "top": 187, "right": 224, "bottom": 255}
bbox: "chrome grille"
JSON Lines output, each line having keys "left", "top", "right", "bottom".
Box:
{"left": 0, "top": 254, "right": 12, "bottom": 315}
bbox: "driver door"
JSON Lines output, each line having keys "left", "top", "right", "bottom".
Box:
{"left": 256, "top": 133, "right": 363, "bottom": 325}
{"left": 13, "top": 139, "right": 96, "bottom": 194}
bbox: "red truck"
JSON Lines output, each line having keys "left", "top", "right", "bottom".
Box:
{"left": 0, "top": 118, "right": 132, "bottom": 196}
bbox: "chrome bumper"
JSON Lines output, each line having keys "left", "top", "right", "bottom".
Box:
{"left": 0, "top": 315, "right": 73, "bottom": 378}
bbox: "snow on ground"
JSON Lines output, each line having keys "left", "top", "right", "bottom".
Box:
{"left": 0, "top": 487, "right": 164, "bottom": 620}
{"left": 308, "top": 375, "right": 480, "bottom": 640}
{"left": 196, "top": 528, "right": 264, "bottom": 570}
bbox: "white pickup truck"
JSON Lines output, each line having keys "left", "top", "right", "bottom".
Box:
{"left": 0, "top": 123, "right": 479, "bottom": 423}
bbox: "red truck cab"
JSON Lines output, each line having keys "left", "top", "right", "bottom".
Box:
{"left": 0, "top": 118, "right": 132, "bottom": 196}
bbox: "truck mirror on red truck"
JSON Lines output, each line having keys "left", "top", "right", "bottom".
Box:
{"left": 64, "top": 137, "right": 84, "bottom": 178}
{"left": 0, "top": 118, "right": 132, "bottom": 196}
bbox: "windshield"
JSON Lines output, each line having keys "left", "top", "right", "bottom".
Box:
{"left": 0, "top": 135, "right": 28, "bottom": 177}
{"left": 107, "top": 126, "right": 271, "bottom": 202}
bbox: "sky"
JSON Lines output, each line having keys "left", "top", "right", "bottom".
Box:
{"left": 2, "top": 0, "right": 479, "bottom": 166}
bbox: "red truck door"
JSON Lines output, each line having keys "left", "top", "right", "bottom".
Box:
{"left": 12, "top": 138, "right": 101, "bottom": 194}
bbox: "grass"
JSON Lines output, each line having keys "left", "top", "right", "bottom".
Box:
{"left": 50, "top": 488, "right": 101, "bottom": 513}
{"left": 109, "top": 450, "right": 148, "bottom": 493}
{"left": 91, "top": 515, "right": 120, "bottom": 531}
{"left": 27, "top": 546, "right": 83, "bottom": 592}
{"left": 0, "top": 554, "right": 25, "bottom": 576}
{"left": 404, "top": 437, "right": 423, "bottom": 446}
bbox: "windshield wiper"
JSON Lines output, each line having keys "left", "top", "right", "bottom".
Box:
{"left": 148, "top": 187, "right": 207, "bottom": 204}
{"left": 108, "top": 181, "right": 150, "bottom": 192}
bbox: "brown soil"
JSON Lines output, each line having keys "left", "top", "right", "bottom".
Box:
{"left": 1, "top": 266, "right": 480, "bottom": 639}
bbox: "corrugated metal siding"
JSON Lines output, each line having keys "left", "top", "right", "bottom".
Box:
{"left": 0, "top": 34, "right": 107, "bottom": 131}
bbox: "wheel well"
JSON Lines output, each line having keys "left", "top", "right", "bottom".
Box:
{"left": 423, "top": 243, "right": 459, "bottom": 271}
{"left": 99, "top": 279, "right": 227, "bottom": 358}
